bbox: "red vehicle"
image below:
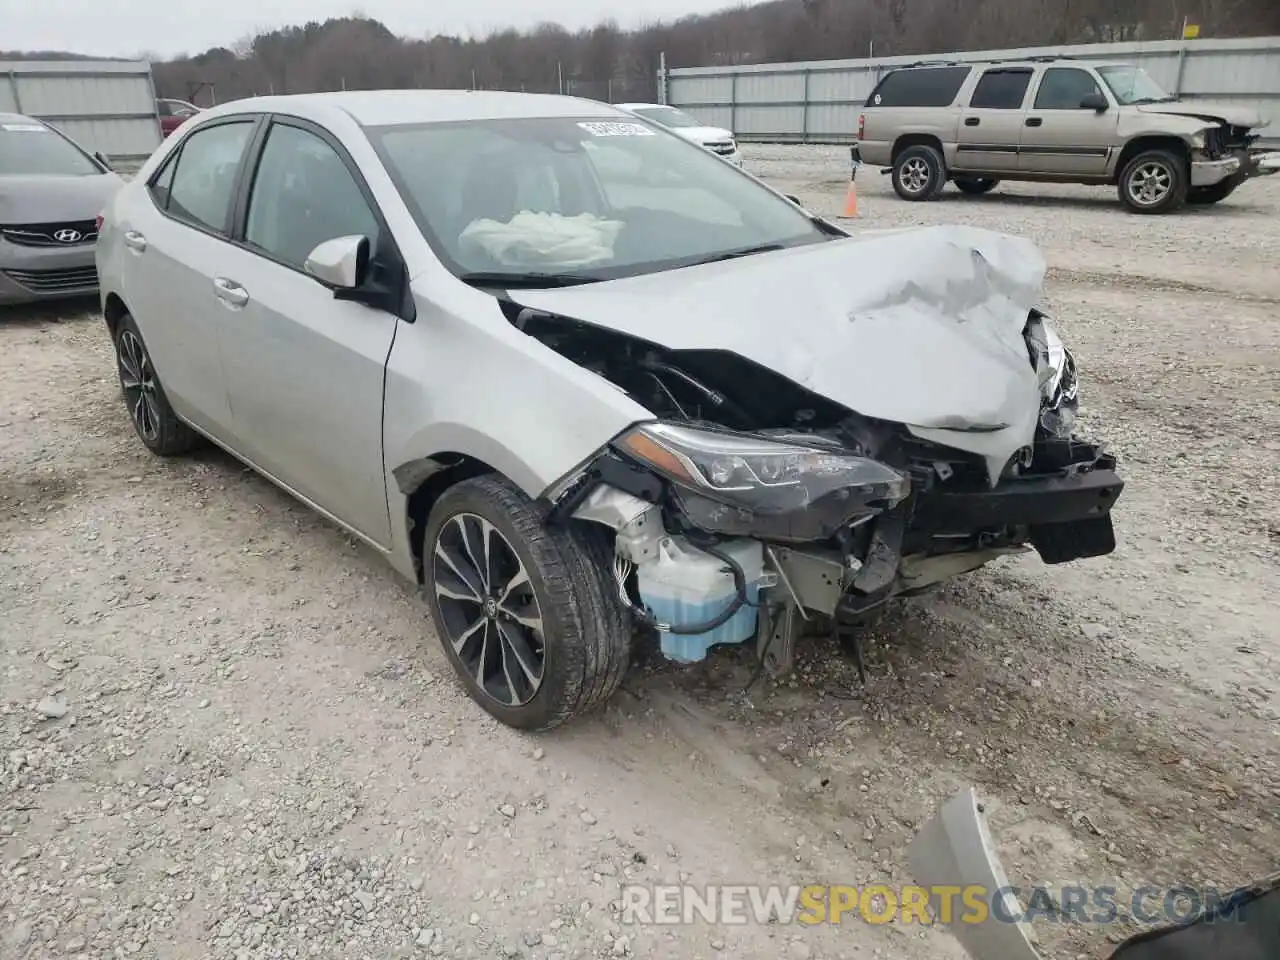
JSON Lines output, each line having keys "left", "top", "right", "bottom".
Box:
{"left": 155, "top": 98, "right": 200, "bottom": 137}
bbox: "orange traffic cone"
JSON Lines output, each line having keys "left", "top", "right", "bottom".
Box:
{"left": 841, "top": 177, "right": 859, "bottom": 218}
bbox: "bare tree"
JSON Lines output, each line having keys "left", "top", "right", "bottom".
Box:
{"left": 145, "top": 3, "right": 1277, "bottom": 106}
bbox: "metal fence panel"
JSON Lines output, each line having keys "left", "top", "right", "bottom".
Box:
{"left": 0, "top": 59, "right": 162, "bottom": 167}
{"left": 665, "top": 36, "right": 1280, "bottom": 148}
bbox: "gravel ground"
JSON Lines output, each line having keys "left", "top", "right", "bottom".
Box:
{"left": 2, "top": 145, "right": 1278, "bottom": 960}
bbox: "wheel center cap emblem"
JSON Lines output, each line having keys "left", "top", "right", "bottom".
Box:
{"left": 484, "top": 598, "right": 498, "bottom": 618}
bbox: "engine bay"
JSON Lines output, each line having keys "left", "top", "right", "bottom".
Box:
{"left": 503, "top": 297, "right": 1123, "bottom": 673}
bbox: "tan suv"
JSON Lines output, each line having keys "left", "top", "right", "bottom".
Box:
{"left": 855, "top": 57, "right": 1277, "bottom": 214}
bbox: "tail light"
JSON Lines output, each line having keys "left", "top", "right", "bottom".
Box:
{"left": 857, "top": 114, "right": 866, "bottom": 140}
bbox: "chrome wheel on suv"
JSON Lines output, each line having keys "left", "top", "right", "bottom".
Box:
{"left": 891, "top": 144, "right": 946, "bottom": 201}
{"left": 1118, "top": 149, "right": 1187, "bottom": 214}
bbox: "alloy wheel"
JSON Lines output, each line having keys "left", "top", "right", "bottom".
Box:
{"left": 901, "top": 157, "right": 931, "bottom": 194}
{"left": 117, "top": 330, "right": 161, "bottom": 445}
{"left": 1126, "top": 161, "right": 1173, "bottom": 207}
{"left": 431, "top": 512, "right": 545, "bottom": 707}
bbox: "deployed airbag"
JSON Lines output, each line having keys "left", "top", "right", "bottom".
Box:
{"left": 459, "top": 211, "right": 624, "bottom": 269}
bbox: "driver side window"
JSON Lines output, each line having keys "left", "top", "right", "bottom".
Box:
{"left": 1034, "top": 68, "right": 1105, "bottom": 110}
{"left": 244, "top": 122, "right": 380, "bottom": 271}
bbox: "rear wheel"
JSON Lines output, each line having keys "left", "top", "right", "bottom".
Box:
{"left": 113, "top": 311, "right": 199, "bottom": 456}
{"left": 1118, "top": 149, "right": 1187, "bottom": 214}
{"left": 421, "top": 475, "right": 631, "bottom": 731}
{"left": 892, "top": 144, "right": 946, "bottom": 201}
{"left": 953, "top": 176, "right": 999, "bottom": 196}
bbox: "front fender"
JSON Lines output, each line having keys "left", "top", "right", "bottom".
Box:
{"left": 382, "top": 288, "right": 653, "bottom": 503}
{"left": 389, "top": 423, "right": 553, "bottom": 500}
{"left": 1116, "top": 114, "right": 1215, "bottom": 146}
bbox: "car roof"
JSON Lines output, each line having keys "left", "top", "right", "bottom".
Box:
{"left": 204, "top": 90, "right": 627, "bottom": 128}
{"left": 895, "top": 57, "right": 1128, "bottom": 71}
{"left": 614, "top": 103, "right": 673, "bottom": 110}
{"left": 0, "top": 111, "right": 45, "bottom": 125}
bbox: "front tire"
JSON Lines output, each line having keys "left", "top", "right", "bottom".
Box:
{"left": 1186, "top": 176, "right": 1239, "bottom": 205}
{"left": 113, "top": 311, "right": 198, "bottom": 456}
{"left": 1118, "top": 149, "right": 1187, "bottom": 214}
{"left": 892, "top": 144, "right": 946, "bottom": 201}
{"left": 421, "top": 475, "right": 631, "bottom": 731}
{"left": 953, "top": 176, "right": 999, "bottom": 196}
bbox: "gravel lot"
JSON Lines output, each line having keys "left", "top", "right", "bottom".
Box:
{"left": 3, "top": 145, "right": 1278, "bottom": 960}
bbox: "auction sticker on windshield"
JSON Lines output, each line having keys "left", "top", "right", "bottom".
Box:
{"left": 578, "top": 121, "right": 655, "bottom": 137}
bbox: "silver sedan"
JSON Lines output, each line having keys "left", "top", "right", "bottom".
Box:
{"left": 96, "top": 91, "right": 1121, "bottom": 730}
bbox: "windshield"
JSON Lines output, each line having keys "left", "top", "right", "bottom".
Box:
{"left": 1097, "top": 66, "right": 1174, "bottom": 105}
{"left": 368, "top": 116, "right": 826, "bottom": 284}
{"left": 0, "top": 120, "right": 101, "bottom": 176}
{"left": 628, "top": 106, "right": 701, "bottom": 129}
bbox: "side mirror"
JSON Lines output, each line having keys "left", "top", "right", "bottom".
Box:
{"left": 94, "top": 151, "right": 113, "bottom": 171}
{"left": 304, "top": 235, "right": 369, "bottom": 291}
{"left": 1080, "top": 92, "right": 1109, "bottom": 112}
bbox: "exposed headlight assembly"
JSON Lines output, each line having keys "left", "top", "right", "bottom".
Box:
{"left": 1025, "top": 313, "right": 1080, "bottom": 439}
{"left": 614, "top": 422, "right": 910, "bottom": 542}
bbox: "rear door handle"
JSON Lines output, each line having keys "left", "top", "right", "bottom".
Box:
{"left": 213, "top": 276, "right": 249, "bottom": 308}
{"left": 964, "top": 117, "right": 980, "bottom": 127}
{"left": 123, "top": 231, "right": 147, "bottom": 252}
{"left": 1025, "top": 117, "right": 1043, "bottom": 127}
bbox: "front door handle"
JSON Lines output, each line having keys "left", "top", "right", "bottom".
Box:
{"left": 1025, "top": 117, "right": 1043, "bottom": 127}
{"left": 213, "top": 276, "right": 249, "bottom": 308}
{"left": 123, "top": 231, "right": 147, "bottom": 252}
{"left": 964, "top": 117, "right": 980, "bottom": 127}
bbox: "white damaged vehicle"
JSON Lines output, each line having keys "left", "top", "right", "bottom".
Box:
{"left": 95, "top": 91, "right": 1124, "bottom": 730}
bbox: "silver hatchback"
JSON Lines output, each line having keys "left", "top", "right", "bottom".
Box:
{"left": 96, "top": 91, "right": 1122, "bottom": 730}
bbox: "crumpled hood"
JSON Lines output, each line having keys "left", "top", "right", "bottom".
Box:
{"left": 516, "top": 225, "right": 1048, "bottom": 484}
{"left": 1136, "top": 100, "right": 1265, "bottom": 129}
{"left": 672, "top": 126, "right": 736, "bottom": 144}
{"left": 0, "top": 172, "right": 123, "bottom": 223}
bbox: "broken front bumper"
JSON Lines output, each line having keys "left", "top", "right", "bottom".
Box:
{"left": 1190, "top": 155, "right": 1241, "bottom": 187}
{"left": 903, "top": 441, "right": 1123, "bottom": 566}
{"left": 909, "top": 462, "right": 1123, "bottom": 565}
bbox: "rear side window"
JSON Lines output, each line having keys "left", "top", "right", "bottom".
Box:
{"left": 161, "top": 121, "right": 254, "bottom": 234}
{"left": 969, "top": 69, "right": 1033, "bottom": 110}
{"left": 865, "top": 67, "right": 969, "bottom": 108}
{"left": 149, "top": 152, "right": 178, "bottom": 207}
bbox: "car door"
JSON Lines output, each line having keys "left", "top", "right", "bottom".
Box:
{"left": 212, "top": 116, "right": 400, "bottom": 547}
{"left": 954, "top": 67, "right": 1033, "bottom": 174}
{"left": 1019, "top": 67, "right": 1118, "bottom": 176}
{"left": 119, "top": 116, "right": 258, "bottom": 439}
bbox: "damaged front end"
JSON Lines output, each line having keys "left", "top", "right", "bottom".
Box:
{"left": 530, "top": 299, "right": 1123, "bottom": 674}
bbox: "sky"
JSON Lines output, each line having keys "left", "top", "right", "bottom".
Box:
{"left": 5, "top": 0, "right": 741, "bottom": 59}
